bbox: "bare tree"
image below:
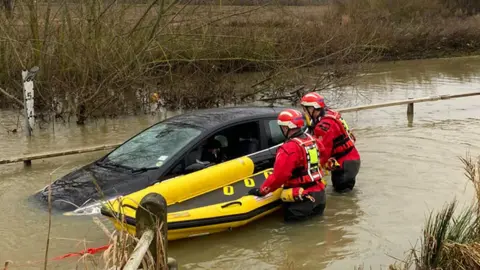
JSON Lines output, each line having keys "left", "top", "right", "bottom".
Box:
{"left": 2, "top": 0, "right": 14, "bottom": 15}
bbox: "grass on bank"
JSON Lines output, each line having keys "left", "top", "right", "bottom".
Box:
{"left": 1, "top": 0, "right": 480, "bottom": 125}
{"left": 389, "top": 153, "right": 480, "bottom": 270}
{"left": 334, "top": 0, "right": 480, "bottom": 60}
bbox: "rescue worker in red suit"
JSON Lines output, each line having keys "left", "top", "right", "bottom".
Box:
{"left": 247, "top": 109, "right": 333, "bottom": 222}
{"left": 300, "top": 92, "right": 361, "bottom": 193}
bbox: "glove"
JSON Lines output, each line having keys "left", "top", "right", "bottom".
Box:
{"left": 281, "top": 188, "right": 315, "bottom": 202}
{"left": 325, "top": 158, "right": 340, "bottom": 171}
{"left": 248, "top": 188, "right": 264, "bottom": 197}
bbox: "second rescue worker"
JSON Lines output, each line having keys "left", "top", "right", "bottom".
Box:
{"left": 300, "top": 92, "right": 361, "bottom": 193}
{"left": 247, "top": 109, "right": 334, "bottom": 221}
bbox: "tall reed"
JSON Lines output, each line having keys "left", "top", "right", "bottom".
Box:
{"left": 390, "top": 153, "right": 480, "bottom": 270}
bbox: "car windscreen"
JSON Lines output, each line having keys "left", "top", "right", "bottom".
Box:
{"left": 103, "top": 122, "right": 203, "bottom": 170}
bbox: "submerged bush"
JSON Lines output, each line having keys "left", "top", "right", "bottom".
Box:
{"left": 2, "top": 0, "right": 480, "bottom": 126}
{"left": 0, "top": 0, "right": 379, "bottom": 124}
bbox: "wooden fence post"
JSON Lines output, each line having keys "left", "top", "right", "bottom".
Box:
{"left": 21, "top": 66, "right": 39, "bottom": 136}
{"left": 407, "top": 97, "right": 414, "bottom": 126}
{"left": 21, "top": 66, "right": 39, "bottom": 167}
{"left": 133, "top": 193, "right": 178, "bottom": 270}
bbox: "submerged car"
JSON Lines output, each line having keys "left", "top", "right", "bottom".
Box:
{"left": 33, "top": 106, "right": 291, "bottom": 215}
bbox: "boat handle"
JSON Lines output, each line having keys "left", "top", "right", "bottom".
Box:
{"left": 221, "top": 201, "right": 242, "bottom": 208}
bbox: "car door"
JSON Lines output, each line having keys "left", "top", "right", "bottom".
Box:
{"left": 164, "top": 119, "right": 264, "bottom": 177}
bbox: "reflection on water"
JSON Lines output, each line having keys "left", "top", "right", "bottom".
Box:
{"left": 171, "top": 191, "right": 363, "bottom": 270}
{"left": 0, "top": 56, "right": 480, "bottom": 269}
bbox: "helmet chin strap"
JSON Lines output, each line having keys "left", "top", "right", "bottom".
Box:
{"left": 304, "top": 106, "right": 325, "bottom": 125}
{"left": 302, "top": 106, "right": 315, "bottom": 125}
{"left": 281, "top": 127, "right": 289, "bottom": 138}
{"left": 319, "top": 108, "right": 326, "bottom": 117}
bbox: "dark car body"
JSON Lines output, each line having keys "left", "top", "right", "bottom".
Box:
{"left": 32, "top": 106, "right": 290, "bottom": 213}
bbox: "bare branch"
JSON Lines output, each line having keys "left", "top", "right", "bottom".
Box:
{"left": 0, "top": 87, "right": 23, "bottom": 107}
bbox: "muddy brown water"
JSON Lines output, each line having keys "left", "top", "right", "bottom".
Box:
{"left": 1, "top": 56, "right": 480, "bottom": 269}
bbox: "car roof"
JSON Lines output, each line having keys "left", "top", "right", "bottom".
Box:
{"left": 163, "top": 106, "right": 289, "bottom": 130}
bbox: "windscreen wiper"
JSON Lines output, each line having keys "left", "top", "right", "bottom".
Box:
{"left": 95, "top": 160, "right": 133, "bottom": 171}
{"left": 130, "top": 167, "right": 159, "bottom": 173}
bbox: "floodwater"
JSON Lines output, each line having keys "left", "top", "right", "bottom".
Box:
{"left": 1, "top": 56, "right": 480, "bottom": 269}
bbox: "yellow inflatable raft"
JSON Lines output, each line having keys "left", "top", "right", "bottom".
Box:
{"left": 100, "top": 156, "right": 284, "bottom": 241}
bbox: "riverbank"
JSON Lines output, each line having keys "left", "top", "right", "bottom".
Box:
{"left": 389, "top": 153, "right": 480, "bottom": 270}
{"left": 1, "top": 0, "right": 480, "bottom": 123}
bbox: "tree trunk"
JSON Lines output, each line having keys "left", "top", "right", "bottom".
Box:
{"left": 3, "top": 0, "right": 14, "bottom": 16}
{"left": 76, "top": 104, "right": 87, "bottom": 125}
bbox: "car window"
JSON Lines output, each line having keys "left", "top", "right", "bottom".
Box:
{"left": 104, "top": 122, "right": 203, "bottom": 170}
{"left": 267, "top": 119, "right": 285, "bottom": 147}
{"left": 181, "top": 121, "right": 261, "bottom": 171}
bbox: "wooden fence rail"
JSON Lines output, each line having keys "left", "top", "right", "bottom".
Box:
{"left": 336, "top": 91, "right": 480, "bottom": 113}
{"left": 0, "top": 143, "right": 121, "bottom": 166}
{"left": 1, "top": 91, "right": 480, "bottom": 166}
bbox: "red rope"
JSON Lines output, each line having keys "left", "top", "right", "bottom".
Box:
{"left": 2, "top": 244, "right": 112, "bottom": 269}
{"left": 50, "top": 244, "right": 111, "bottom": 261}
